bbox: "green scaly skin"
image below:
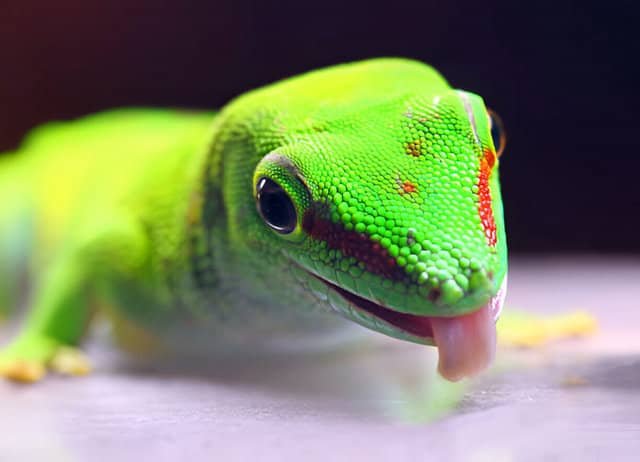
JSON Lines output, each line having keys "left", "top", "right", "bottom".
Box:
{"left": 0, "top": 58, "right": 507, "bottom": 382}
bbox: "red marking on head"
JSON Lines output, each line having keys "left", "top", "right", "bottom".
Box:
{"left": 302, "top": 207, "right": 405, "bottom": 281}
{"left": 478, "top": 149, "right": 497, "bottom": 246}
{"left": 400, "top": 180, "right": 417, "bottom": 194}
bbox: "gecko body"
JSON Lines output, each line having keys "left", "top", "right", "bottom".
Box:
{"left": 0, "top": 59, "right": 507, "bottom": 382}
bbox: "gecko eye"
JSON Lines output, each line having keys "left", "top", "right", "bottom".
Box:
{"left": 256, "top": 177, "right": 297, "bottom": 234}
{"left": 488, "top": 109, "right": 506, "bottom": 157}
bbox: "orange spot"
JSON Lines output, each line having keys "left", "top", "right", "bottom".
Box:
{"left": 405, "top": 140, "right": 423, "bottom": 157}
{"left": 401, "top": 180, "right": 417, "bottom": 194}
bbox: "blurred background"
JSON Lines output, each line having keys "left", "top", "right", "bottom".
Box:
{"left": 0, "top": 0, "right": 637, "bottom": 254}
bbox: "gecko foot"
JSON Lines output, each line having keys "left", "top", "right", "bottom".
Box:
{"left": 0, "top": 335, "right": 91, "bottom": 383}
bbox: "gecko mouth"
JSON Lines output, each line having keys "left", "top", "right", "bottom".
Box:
{"left": 313, "top": 274, "right": 507, "bottom": 381}
{"left": 322, "top": 279, "right": 436, "bottom": 338}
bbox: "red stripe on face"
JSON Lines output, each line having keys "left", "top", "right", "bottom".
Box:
{"left": 302, "top": 206, "right": 406, "bottom": 281}
{"left": 478, "top": 149, "right": 497, "bottom": 247}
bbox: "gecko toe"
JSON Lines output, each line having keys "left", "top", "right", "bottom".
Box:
{"left": 50, "top": 346, "right": 92, "bottom": 376}
{"left": 0, "top": 358, "right": 47, "bottom": 383}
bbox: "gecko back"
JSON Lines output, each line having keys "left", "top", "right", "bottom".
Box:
{"left": 0, "top": 109, "right": 214, "bottom": 322}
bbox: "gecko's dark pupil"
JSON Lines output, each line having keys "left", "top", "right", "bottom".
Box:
{"left": 256, "top": 177, "right": 297, "bottom": 234}
{"left": 490, "top": 119, "right": 502, "bottom": 153}
{"left": 488, "top": 109, "right": 506, "bottom": 156}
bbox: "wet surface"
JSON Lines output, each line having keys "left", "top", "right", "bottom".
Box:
{"left": 1, "top": 257, "right": 639, "bottom": 461}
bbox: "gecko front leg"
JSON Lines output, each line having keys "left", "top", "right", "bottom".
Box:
{"left": 0, "top": 214, "right": 149, "bottom": 383}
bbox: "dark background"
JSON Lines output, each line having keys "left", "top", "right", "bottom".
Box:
{"left": 1, "top": 1, "right": 637, "bottom": 253}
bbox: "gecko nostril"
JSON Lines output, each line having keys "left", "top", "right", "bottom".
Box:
{"left": 427, "top": 288, "right": 441, "bottom": 302}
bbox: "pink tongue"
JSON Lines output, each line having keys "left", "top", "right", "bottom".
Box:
{"left": 430, "top": 304, "right": 497, "bottom": 382}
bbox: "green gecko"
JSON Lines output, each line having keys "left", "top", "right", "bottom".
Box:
{"left": 0, "top": 58, "right": 508, "bottom": 383}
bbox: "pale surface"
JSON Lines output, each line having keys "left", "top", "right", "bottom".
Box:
{"left": 1, "top": 258, "right": 639, "bottom": 461}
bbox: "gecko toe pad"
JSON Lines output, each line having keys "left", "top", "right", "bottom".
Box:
{"left": 0, "top": 358, "right": 47, "bottom": 383}
{"left": 50, "top": 346, "right": 92, "bottom": 376}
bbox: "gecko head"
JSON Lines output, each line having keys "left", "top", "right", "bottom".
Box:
{"left": 243, "top": 59, "right": 507, "bottom": 380}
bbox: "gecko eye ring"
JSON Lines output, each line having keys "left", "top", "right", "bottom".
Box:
{"left": 256, "top": 177, "right": 297, "bottom": 234}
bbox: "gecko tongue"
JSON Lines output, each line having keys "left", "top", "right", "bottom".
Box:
{"left": 430, "top": 304, "right": 497, "bottom": 381}
{"left": 310, "top": 270, "right": 506, "bottom": 382}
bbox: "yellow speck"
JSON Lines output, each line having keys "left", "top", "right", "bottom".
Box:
{"left": 498, "top": 310, "right": 598, "bottom": 348}
{"left": 561, "top": 375, "right": 589, "bottom": 387}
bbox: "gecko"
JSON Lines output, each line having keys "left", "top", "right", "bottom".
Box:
{"left": 0, "top": 58, "right": 508, "bottom": 383}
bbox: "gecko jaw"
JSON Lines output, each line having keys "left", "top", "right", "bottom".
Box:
{"left": 320, "top": 278, "right": 435, "bottom": 339}
{"left": 311, "top": 273, "right": 507, "bottom": 381}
